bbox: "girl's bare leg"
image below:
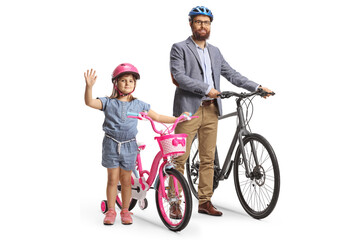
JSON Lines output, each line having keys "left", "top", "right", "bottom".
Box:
{"left": 106, "top": 167, "right": 120, "bottom": 209}
{"left": 119, "top": 168, "right": 132, "bottom": 209}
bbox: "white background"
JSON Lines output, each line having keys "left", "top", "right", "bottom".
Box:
{"left": 1, "top": 0, "right": 359, "bottom": 239}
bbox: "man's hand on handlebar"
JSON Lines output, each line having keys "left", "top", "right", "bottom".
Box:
{"left": 207, "top": 88, "right": 221, "bottom": 98}
{"left": 258, "top": 86, "right": 274, "bottom": 99}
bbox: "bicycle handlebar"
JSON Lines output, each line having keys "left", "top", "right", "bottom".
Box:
{"left": 218, "top": 88, "right": 275, "bottom": 99}
{"left": 127, "top": 112, "right": 198, "bottom": 135}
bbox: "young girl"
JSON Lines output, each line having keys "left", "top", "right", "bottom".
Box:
{"left": 84, "top": 63, "right": 186, "bottom": 225}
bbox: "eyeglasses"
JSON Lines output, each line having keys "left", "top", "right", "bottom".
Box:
{"left": 193, "top": 20, "right": 211, "bottom": 26}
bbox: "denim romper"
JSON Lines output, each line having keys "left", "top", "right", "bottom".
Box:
{"left": 98, "top": 97, "right": 150, "bottom": 170}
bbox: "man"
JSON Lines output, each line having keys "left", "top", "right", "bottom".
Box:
{"left": 170, "top": 6, "right": 273, "bottom": 216}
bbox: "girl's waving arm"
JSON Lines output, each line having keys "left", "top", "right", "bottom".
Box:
{"left": 84, "top": 69, "right": 102, "bottom": 110}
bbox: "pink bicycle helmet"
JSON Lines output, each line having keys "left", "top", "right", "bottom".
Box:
{"left": 111, "top": 63, "right": 140, "bottom": 81}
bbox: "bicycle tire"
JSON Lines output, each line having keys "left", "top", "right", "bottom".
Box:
{"left": 234, "top": 133, "right": 280, "bottom": 219}
{"left": 101, "top": 200, "right": 108, "bottom": 214}
{"left": 186, "top": 134, "right": 220, "bottom": 199}
{"left": 155, "top": 168, "right": 192, "bottom": 232}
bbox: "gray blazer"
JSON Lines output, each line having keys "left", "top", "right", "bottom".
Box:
{"left": 170, "top": 37, "right": 259, "bottom": 116}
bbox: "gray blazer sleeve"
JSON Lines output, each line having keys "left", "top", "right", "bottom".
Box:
{"left": 218, "top": 50, "right": 259, "bottom": 92}
{"left": 170, "top": 43, "right": 209, "bottom": 96}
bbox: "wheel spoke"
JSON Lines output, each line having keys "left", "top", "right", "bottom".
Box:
{"left": 234, "top": 135, "right": 280, "bottom": 219}
{"left": 156, "top": 169, "right": 192, "bottom": 231}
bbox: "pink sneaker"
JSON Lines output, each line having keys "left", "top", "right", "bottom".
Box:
{"left": 120, "top": 209, "right": 133, "bottom": 225}
{"left": 103, "top": 208, "right": 116, "bottom": 225}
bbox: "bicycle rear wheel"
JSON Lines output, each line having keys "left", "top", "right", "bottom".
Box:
{"left": 186, "top": 134, "right": 220, "bottom": 199}
{"left": 234, "top": 133, "right": 280, "bottom": 219}
{"left": 155, "top": 168, "right": 192, "bottom": 232}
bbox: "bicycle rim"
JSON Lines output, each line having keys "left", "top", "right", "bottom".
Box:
{"left": 234, "top": 133, "right": 280, "bottom": 219}
{"left": 155, "top": 168, "right": 192, "bottom": 231}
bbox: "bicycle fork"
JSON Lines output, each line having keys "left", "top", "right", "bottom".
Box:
{"left": 238, "top": 133, "right": 261, "bottom": 179}
{"left": 158, "top": 160, "right": 180, "bottom": 201}
{"left": 236, "top": 103, "right": 261, "bottom": 180}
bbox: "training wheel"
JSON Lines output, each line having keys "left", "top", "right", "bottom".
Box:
{"left": 138, "top": 198, "right": 148, "bottom": 210}
{"left": 101, "top": 200, "right": 108, "bottom": 214}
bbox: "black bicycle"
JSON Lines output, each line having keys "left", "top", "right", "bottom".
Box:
{"left": 186, "top": 89, "right": 280, "bottom": 219}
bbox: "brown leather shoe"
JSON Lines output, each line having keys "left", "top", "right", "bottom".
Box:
{"left": 198, "top": 201, "right": 223, "bottom": 216}
{"left": 170, "top": 202, "right": 183, "bottom": 219}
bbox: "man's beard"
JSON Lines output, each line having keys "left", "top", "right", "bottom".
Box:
{"left": 192, "top": 28, "right": 210, "bottom": 41}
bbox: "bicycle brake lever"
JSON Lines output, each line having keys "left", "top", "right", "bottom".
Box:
{"left": 218, "top": 91, "right": 231, "bottom": 99}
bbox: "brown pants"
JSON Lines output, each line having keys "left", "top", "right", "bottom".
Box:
{"left": 175, "top": 103, "right": 218, "bottom": 205}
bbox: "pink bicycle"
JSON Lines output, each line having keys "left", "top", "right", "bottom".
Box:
{"left": 100, "top": 112, "right": 196, "bottom": 231}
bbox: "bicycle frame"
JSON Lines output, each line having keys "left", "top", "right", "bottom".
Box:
{"left": 135, "top": 150, "right": 179, "bottom": 201}
{"left": 217, "top": 98, "right": 259, "bottom": 180}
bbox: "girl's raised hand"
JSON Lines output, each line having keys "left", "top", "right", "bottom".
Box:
{"left": 84, "top": 69, "right": 97, "bottom": 87}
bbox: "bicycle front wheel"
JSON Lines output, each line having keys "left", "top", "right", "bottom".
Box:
{"left": 234, "top": 133, "right": 280, "bottom": 219}
{"left": 155, "top": 168, "right": 192, "bottom": 232}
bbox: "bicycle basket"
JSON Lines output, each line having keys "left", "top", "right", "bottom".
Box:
{"left": 155, "top": 134, "right": 188, "bottom": 157}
